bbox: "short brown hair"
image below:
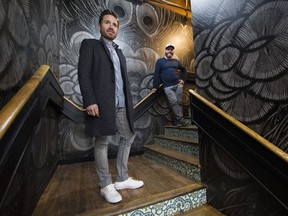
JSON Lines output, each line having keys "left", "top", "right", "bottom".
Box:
{"left": 99, "top": 9, "right": 118, "bottom": 24}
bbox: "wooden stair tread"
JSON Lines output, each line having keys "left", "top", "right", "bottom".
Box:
{"left": 32, "top": 155, "right": 205, "bottom": 216}
{"left": 145, "top": 144, "right": 200, "bottom": 166}
{"left": 156, "top": 134, "right": 198, "bottom": 144}
{"left": 84, "top": 183, "right": 206, "bottom": 216}
{"left": 178, "top": 204, "right": 224, "bottom": 216}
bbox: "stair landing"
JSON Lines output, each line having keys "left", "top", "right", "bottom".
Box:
{"left": 32, "top": 155, "right": 206, "bottom": 216}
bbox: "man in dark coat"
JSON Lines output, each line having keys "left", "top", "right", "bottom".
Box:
{"left": 78, "top": 9, "right": 143, "bottom": 204}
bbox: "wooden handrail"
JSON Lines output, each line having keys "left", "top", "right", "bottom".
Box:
{"left": 189, "top": 89, "right": 288, "bottom": 164}
{"left": 64, "top": 84, "right": 162, "bottom": 111}
{"left": 133, "top": 84, "right": 162, "bottom": 109}
{"left": 62, "top": 85, "right": 163, "bottom": 123}
{"left": 0, "top": 65, "right": 50, "bottom": 141}
{"left": 63, "top": 97, "right": 86, "bottom": 111}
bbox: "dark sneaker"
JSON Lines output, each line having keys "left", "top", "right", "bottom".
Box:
{"left": 183, "top": 120, "right": 190, "bottom": 126}
{"left": 177, "top": 119, "right": 190, "bottom": 127}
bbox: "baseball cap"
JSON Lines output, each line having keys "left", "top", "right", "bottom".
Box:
{"left": 165, "top": 44, "right": 175, "bottom": 49}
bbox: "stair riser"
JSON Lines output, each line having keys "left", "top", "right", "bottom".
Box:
{"left": 119, "top": 188, "right": 207, "bottom": 216}
{"left": 144, "top": 150, "right": 201, "bottom": 182}
{"left": 154, "top": 137, "right": 199, "bottom": 157}
{"left": 164, "top": 128, "right": 198, "bottom": 140}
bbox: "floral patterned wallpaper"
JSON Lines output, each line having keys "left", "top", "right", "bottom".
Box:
{"left": 0, "top": 0, "right": 60, "bottom": 108}
{"left": 192, "top": 0, "right": 288, "bottom": 152}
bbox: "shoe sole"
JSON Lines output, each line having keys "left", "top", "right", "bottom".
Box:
{"left": 115, "top": 183, "right": 144, "bottom": 190}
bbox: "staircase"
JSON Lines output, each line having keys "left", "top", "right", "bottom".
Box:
{"left": 134, "top": 124, "right": 223, "bottom": 215}
{"left": 145, "top": 125, "right": 200, "bottom": 181}
{"left": 32, "top": 123, "right": 224, "bottom": 216}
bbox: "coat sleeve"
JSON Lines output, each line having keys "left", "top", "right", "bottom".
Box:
{"left": 78, "top": 39, "right": 98, "bottom": 108}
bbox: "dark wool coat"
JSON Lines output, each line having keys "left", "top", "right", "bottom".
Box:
{"left": 78, "top": 38, "right": 134, "bottom": 136}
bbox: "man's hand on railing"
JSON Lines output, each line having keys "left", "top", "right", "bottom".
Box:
{"left": 151, "top": 88, "right": 157, "bottom": 93}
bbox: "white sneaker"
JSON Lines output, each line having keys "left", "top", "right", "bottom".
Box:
{"left": 114, "top": 177, "right": 144, "bottom": 190}
{"left": 100, "top": 184, "right": 122, "bottom": 203}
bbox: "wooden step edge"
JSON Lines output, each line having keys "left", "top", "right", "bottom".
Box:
{"left": 178, "top": 204, "right": 224, "bottom": 216}
{"left": 80, "top": 183, "right": 206, "bottom": 216}
{"left": 145, "top": 144, "right": 200, "bottom": 167}
{"left": 155, "top": 134, "right": 198, "bottom": 144}
{"left": 165, "top": 125, "right": 198, "bottom": 130}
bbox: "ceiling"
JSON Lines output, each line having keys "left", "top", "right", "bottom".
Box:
{"left": 143, "top": 0, "right": 192, "bottom": 18}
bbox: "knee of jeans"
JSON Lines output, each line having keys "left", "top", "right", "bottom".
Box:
{"left": 94, "top": 142, "right": 108, "bottom": 150}
{"left": 125, "top": 133, "right": 135, "bottom": 146}
{"left": 124, "top": 134, "right": 136, "bottom": 146}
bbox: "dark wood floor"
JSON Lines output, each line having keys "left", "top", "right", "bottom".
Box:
{"left": 32, "top": 155, "right": 202, "bottom": 216}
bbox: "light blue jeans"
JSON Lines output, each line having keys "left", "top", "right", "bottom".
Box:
{"left": 164, "top": 83, "right": 184, "bottom": 123}
{"left": 94, "top": 108, "right": 135, "bottom": 188}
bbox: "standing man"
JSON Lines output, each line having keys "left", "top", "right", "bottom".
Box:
{"left": 152, "top": 44, "right": 189, "bottom": 127}
{"left": 78, "top": 9, "right": 143, "bottom": 204}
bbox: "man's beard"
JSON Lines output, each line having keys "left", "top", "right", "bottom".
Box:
{"left": 166, "top": 53, "right": 173, "bottom": 59}
{"left": 101, "top": 30, "right": 116, "bottom": 40}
